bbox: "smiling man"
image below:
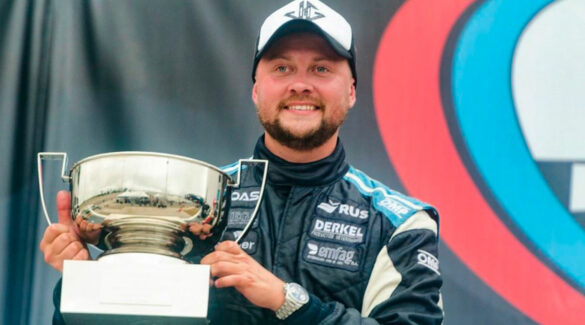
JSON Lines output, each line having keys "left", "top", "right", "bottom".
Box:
{"left": 199, "top": 0, "right": 443, "bottom": 324}
{"left": 252, "top": 32, "right": 355, "bottom": 160}
{"left": 41, "top": 1, "right": 443, "bottom": 324}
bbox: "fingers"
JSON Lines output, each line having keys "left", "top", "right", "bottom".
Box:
{"left": 44, "top": 232, "right": 78, "bottom": 259}
{"left": 57, "top": 239, "right": 85, "bottom": 260}
{"left": 72, "top": 247, "right": 90, "bottom": 261}
{"left": 40, "top": 224, "right": 70, "bottom": 251}
{"left": 202, "top": 243, "right": 286, "bottom": 310}
{"left": 200, "top": 242, "right": 247, "bottom": 265}
{"left": 73, "top": 215, "right": 103, "bottom": 245}
{"left": 209, "top": 259, "right": 248, "bottom": 277}
{"left": 200, "top": 249, "right": 238, "bottom": 265}
{"left": 205, "top": 255, "right": 256, "bottom": 288}
{"left": 214, "top": 274, "right": 253, "bottom": 288}
{"left": 200, "top": 243, "right": 252, "bottom": 280}
{"left": 41, "top": 231, "right": 88, "bottom": 272}
{"left": 56, "top": 191, "right": 72, "bottom": 225}
{"left": 76, "top": 218, "right": 102, "bottom": 233}
{"left": 214, "top": 240, "right": 243, "bottom": 254}
{"left": 41, "top": 193, "right": 92, "bottom": 273}
{"left": 188, "top": 223, "right": 212, "bottom": 240}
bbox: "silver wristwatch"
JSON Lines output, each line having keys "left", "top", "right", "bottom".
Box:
{"left": 275, "top": 282, "right": 310, "bottom": 320}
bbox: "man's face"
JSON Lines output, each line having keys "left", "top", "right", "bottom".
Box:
{"left": 252, "top": 33, "right": 356, "bottom": 151}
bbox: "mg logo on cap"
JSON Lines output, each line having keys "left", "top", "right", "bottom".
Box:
{"left": 285, "top": 0, "right": 325, "bottom": 21}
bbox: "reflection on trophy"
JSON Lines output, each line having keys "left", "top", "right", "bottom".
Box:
{"left": 38, "top": 152, "right": 267, "bottom": 324}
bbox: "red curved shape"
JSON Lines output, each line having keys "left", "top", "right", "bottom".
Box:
{"left": 372, "top": 0, "right": 585, "bottom": 324}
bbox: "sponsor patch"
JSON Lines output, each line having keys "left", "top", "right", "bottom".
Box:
{"left": 303, "top": 240, "right": 361, "bottom": 271}
{"left": 416, "top": 249, "right": 440, "bottom": 275}
{"left": 309, "top": 217, "right": 366, "bottom": 244}
{"left": 223, "top": 230, "right": 258, "bottom": 255}
{"left": 377, "top": 197, "right": 411, "bottom": 217}
{"left": 315, "top": 196, "right": 369, "bottom": 223}
{"left": 226, "top": 208, "right": 258, "bottom": 229}
{"left": 230, "top": 188, "right": 260, "bottom": 208}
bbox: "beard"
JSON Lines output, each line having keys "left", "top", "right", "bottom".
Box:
{"left": 257, "top": 97, "right": 346, "bottom": 151}
{"left": 260, "top": 115, "right": 341, "bottom": 151}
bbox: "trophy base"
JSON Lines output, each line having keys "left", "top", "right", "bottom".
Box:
{"left": 62, "top": 312, "right": 206, "bottom": 325}
{"left": 61, "top": 253, "right": 209, "bottom": 324}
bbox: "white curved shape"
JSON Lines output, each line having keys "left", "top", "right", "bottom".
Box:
{"left": 571, "top": 164, "right": 585, "bottom": 212}
{"left": 512, "top": 0, "right": 585, "bottom": 161}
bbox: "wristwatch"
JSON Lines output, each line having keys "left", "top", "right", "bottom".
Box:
{"left": 275, "top": 282, "right": 310, "bottom": 320}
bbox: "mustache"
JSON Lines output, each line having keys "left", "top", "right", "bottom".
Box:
{"left": 278, "top": 96, "right": 324, "bottom": 109}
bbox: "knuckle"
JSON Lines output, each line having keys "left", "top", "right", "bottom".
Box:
{"left": 213, "top": 261, "right": 227, "bottom": 273}
{"left": 43, "top": 253, "right": 52, "bottom": 264}
{"left": 64, "top": 243, "right": 79, "bottom": 257}
{"left": 55, "top": 234, "right": 69, "bottom": 246}
{"left": 72, "top": 241, "right": 82, "bottom": 250}
{"left": 75, "top": 249, "right": 88, "bottom": 260}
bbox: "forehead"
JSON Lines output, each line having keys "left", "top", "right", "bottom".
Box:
{"left": 262, "top": 33, "right": 344, "bottom": 61}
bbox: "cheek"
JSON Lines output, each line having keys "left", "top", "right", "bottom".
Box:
{"left": 254, "top": 83, "right": 279, "bottom": 104}
{"left": 328, "top": 84, "right": 353, "bottom": 108}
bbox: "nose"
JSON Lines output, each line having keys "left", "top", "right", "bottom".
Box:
{"left": 287, "top": 73, "right": 315, "bottom": 95}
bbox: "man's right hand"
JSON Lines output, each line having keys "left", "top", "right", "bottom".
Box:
{"left": 39, "top": 191, "right": 89, "bottom": 272}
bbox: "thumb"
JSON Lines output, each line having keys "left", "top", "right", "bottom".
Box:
{"left": 56, "top": 190, "right": 72, "bottom": 225}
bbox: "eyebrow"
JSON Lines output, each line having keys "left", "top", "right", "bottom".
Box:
{"left": 263, "top": 53, "right": 290, "bottom": 61}
{"left": 264, "top": 54, "right": 341, "bottom": 62}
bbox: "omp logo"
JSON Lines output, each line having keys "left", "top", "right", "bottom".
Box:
{"left": 317, "top": 200, "right": 369, "bottom": 219}
{"left": 317, "top": 200, "right": 340, "bottom": 213}
{"left": 231, "top": 191, "right": 259, "bottom": 202}
{"left": 285, "top": 0, "right": 325, "bottom": 21}
{"left": 417, "top": 249, "right": 440, "bottom": 275}
{"left": 378, "top": 197, "right": 409, "bottom": 216}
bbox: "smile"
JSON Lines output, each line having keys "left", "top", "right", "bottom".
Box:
{"left": 285, "top": 105, "right": 319, "bottom": 111}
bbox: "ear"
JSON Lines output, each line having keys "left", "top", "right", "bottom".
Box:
{"left": 348, "top": 79, "right": 356, "bottom": 108}
{"left": 252, "top": 82, "right": 259, "bottom": 106}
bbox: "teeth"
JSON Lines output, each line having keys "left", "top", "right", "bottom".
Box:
{"left": 287, "top": 105, "right": 316, "bottom": 111}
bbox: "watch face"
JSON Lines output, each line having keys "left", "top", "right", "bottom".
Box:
{"left": 289, "top": 283, "right": 309, "bottom": 303}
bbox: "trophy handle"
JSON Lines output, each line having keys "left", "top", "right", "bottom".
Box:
{"left": 37, "top": 152, "right": 71, "bottom": 225}
{"left": 227, "top": 159, "right": 268, "bottom": 244}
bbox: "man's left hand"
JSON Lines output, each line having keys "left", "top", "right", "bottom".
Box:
{"left": 200, "top": 240, "right": 285, "bottom": 311}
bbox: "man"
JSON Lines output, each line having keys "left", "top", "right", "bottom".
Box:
{"left": 40, "top": 0, "right": 443, "bottom": 323}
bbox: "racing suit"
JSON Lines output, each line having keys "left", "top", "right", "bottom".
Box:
{"left": 51, "top": 136, "right": 443, "bottom": 324}
{"left": 207, "top": 136, "right": 443, "bottom": 324}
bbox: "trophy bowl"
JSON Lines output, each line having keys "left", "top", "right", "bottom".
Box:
{"left": 38, "top": 152, "right": 267, "bottom": 260}
{"left": 38, "top": 152, "right": 268, "bottom": 323}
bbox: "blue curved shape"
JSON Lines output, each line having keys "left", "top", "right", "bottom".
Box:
{"left": 452, "top": 0, "right": 585, "bottom": 289}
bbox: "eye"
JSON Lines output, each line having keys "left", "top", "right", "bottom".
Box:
{"left": 275, "top": 65, "right": 289, "bottom": 73}
{"left": 315, "top": 66, "right": 330, "bottom": 73}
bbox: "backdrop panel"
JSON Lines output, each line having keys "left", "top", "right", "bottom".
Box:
{"left": 1, "top": 1, "right": 583, "bottom": 324}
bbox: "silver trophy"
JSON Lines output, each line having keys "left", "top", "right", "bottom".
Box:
{"left": 38, "top": 152, "right": 267, "bottom": 324}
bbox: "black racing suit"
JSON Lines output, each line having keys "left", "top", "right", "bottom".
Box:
{"left": 208, "top": 137, "right": 443, "bottom": 324}
{"left": 52, "top": 136, "right": 443, "bottom": 324}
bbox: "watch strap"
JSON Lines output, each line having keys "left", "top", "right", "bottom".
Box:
{"left": 275, "top": 282, "right": 309, "bottom": 320}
